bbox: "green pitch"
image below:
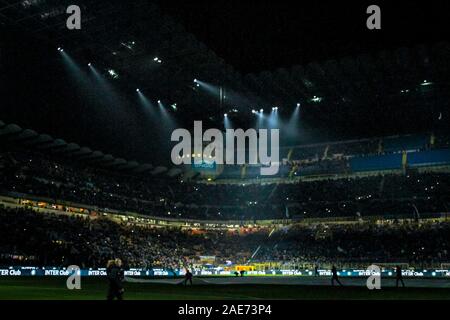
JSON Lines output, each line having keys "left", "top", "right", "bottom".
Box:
{"left": 1, "top": 277, "right": 450, "bottom": 300}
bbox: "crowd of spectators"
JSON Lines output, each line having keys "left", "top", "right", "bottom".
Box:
{"left": 0, "top": 207, "right": 265, "bottom": 268}
{"left": 1, "top": 207, "right": 450, "bottom": 269}
{"left": 257, "top": 221, "right": 450, "bottom": 267}
{"left": 286, "top": 133, "right": 433, "bottom": 163}
{"left": 0, "top": 151, "right": 449, "bottom": 221}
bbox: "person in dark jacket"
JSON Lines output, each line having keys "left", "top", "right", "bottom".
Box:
{"left": 184, "top": 268, "right": 193, "bottom": 286}
{"left": 395, "top": 265, "right": 405, "bottom": 288}
{"left": 331, "top": 265, "right": 343, "bottom": 286}
{"left": 106, "top": 258, "right": 125, "bottom": 300}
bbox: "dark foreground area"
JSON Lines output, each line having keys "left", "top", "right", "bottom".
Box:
{"left": 1, "top": 277, "right": 450, "bottom": 300}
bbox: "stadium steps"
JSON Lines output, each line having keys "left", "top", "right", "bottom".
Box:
{"left": 323, "top": 145, "right": 330, "bottom": 160}
{"left": 288, "top": 164, "right": 298, "bottom": 178}
{"left": 241, "top": 165, "right": 247, "bottom": 179}
{"left": 287, "top": 148, "right": 293, "bottom": 161}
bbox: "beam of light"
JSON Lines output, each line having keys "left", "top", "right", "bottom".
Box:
{"left": 284, "top": 103, "right": 301, "bottom": 142}
{"left": 88, "top": 64, "right": 124, "bottom": 106}
{"left": 157, "top": 100, "right": 176, "bottom": 130}
{"left": 256, "top": 109, "right": 266, "bottom": 129}
{"left": 158, "top": 100, "right": 179, "bottom": 161}
{"left": 85, "top": 61, "right": 138, "bottom": 130}
{"left": 291, "top": 103, "right": 300, "bottom": 121}
{"left": 137, "top": 90, "right": 157, "bottom": 118}
{"left": 224, "top": 113, "right": 232, "bottom": 129}
{"left": 194, "top": 79, "right": 220, "bottom": 96}
{"left": 250, "top": 108, "right": 265, "bottom": 128}
{"left": 58, "top": 49, "right": 161, "bottom": 161}
{"left": 59, "top": 50, "right": 131, "bottom": 132}
{"left": 268, "top": 106, "right": 280, "bottom": 129}
{"left": 60, "top": 49, "right": 89, "bottom": 84}
{"left": 59, "top": 49, "right": 106, "bottom": 107}
{"left": 283, "top": 103, "right": 304, "bottom": 142}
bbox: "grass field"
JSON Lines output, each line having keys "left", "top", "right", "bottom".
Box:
{"left": 1, "top": 277, "right": 450, "bottom": 300}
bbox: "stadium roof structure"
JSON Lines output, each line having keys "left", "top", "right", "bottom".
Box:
{"left": 244, "top": 43, "right": 450, "bottom": 108}
{"left": 0, "top": 120, "right": 180, "bottom": 175}
{"left": 1, "top": 1, "right": 449, "bottom": 154}
{"left": 0, "top": 0, "right": 242, "bottom": 125}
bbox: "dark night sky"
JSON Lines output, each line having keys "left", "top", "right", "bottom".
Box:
{"left": 1, "top": 1, "right": 449, "bottom": 164}
{"left": 156, "top": 0, "right": 450, "bottom": 73}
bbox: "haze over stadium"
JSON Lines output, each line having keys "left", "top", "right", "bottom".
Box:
{"left": 1, "top": 0, "right": 450, "bottom": 303}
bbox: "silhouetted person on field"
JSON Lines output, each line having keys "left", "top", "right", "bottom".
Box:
{"left": 184, "top": 268, "right": 193, "bottom": 286}
{"left": 106, "top": 258, "right": 124, "bottom": 300}
{"left": 315, "top": 265, "right": 319, "bottom": 277}
{"left": 240, "top": 270, "right": 245, "bottom": 277}
{"left": 331, "top": 265, "right": 343, "bottom": 286}
{"left": 396, "top": 265, "right": 405, "bottom": 288}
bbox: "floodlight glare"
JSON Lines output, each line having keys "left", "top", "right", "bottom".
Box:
{"left": 108, "top": 69, "right": 119, "bottom": 79}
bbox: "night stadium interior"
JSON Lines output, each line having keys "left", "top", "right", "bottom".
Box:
{"left": 1, "top": 0, "right": 450, "bottom": 300}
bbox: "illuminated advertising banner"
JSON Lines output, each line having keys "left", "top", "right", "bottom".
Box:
{"left": 199, "top": 256, "right": 216, "bottom": 264}
{"left": 192, "top": 161, "right": 216, "bottom": 171}
{"left": 1, "top": 267, "right": 450, "bottom": 278}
